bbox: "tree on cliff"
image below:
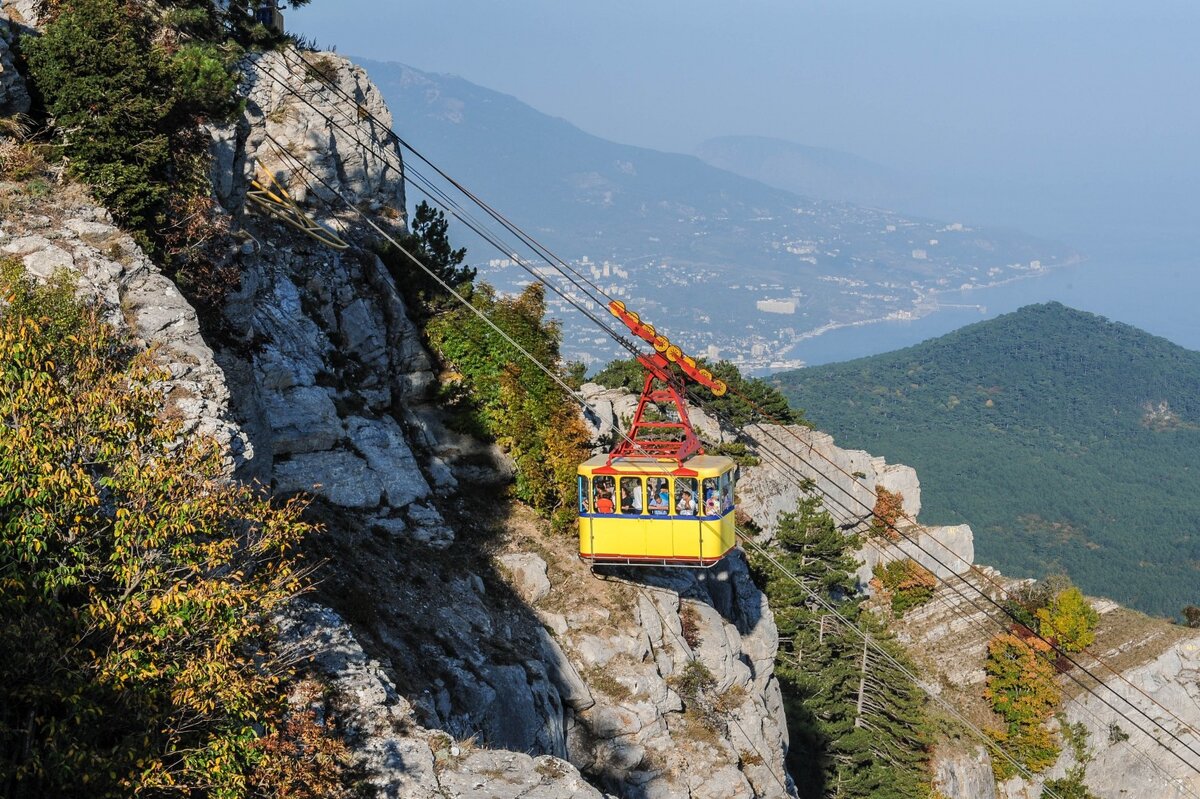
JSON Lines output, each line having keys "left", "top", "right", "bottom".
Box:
{"left": 379, "top": 200, "right": 476, "bottom": 315}
{"left": 1036, "top": 586, "right": 1099, "bottom": 653}
{"left": 24, "top": 0, "right": 178, "bottom": 237}
{"left": 984, "top": 633, "right": 1062, "bottom": 778}
{"left": 0, "top": 261, "right": 346, "bottom": 797}
{"left": 751, "top": 497, "right": 931, "bottom": 798}
{"left": 425, "top": 281, "right": 591, "bottom": 532}
{"left": 22, "top": 0, "right": 274, "bottom": 309}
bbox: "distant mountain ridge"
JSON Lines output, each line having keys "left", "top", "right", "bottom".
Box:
{"left": 696, "top": 135, "right": 918, "bottom": 210}
{"left": 360, "top": 58, "right": 1073, "bottom": 370}
{"left": 773, "top": 302, "right": 1200, "bottom": 617}
{"left": 355, "top": 58, "right": 801, "bottom": 252}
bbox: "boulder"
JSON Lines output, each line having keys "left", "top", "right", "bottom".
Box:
{"left": 345, "top": 415, "right": 430, "bottom": 509}
{"left": 499, "top": 552, "right": 553, "bottom": 604}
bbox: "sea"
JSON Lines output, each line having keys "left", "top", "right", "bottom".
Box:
{"left": 781, "top": 252, "right": 1200, "bottom": 369}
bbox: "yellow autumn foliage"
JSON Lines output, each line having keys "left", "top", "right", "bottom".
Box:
{"left": 0, "top": 260, "right": 346, "bottom": 797}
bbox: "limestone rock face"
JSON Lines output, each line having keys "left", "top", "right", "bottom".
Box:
{"left": 554, "top": 552, "right": 793, "bottom": 798}
{"left": 0, "top": 14, "right": 30, "bottom": 116}
{"left": 1006, "top": 633, "right": 1200, "bottom": 799}
{"left": 0, "top": 1, "right": 41, "bottom": 29}
{"left": 278, "top": 601, "right": 608, "bottom": 799}
{"left": 739, "top": 424, "right": 921, "bottom": 535}
{"left": 204, "top": 48, "right": 473, "bottom": 545}
{"left": 210, "top": 49, "right": 405, "bottom": 216}
{"left": 0, "top": 184, "right": 249, "bottom": 470}
{"left": 499, "top": 552, "right": 553, "bottom": 604}
{"left": 578, "top": 382, "right": 732, "bottom": 449}
{"left": 855, "top": 522, "right": 975, "bottom": 585}
{"left": 313, "top": 507, "right": 794, "bottom": 798}
{"left": 934, "top": 747, "right": 997, "bottom": 799}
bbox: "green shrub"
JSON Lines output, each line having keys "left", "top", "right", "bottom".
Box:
{"left": 169, "top": 41, "right": 242, "bottom": 119}
{"left": 23, "top": 0, "right": 246, "bottom": 310}
{"left": 872, "top": 559, "right": 936, "bottom": 615}
{"left": 423, "top": 282, "right": 591, "bottom": 532}
{"left": 24, "top": 0, "right": 174, "bottom": 238}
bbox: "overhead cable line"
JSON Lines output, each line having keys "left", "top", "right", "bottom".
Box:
{"left": 272, "top": 48, "right": 620, "bottom": 310}
{"left": 251, "top": 56, "right": 635, "bottom": 359}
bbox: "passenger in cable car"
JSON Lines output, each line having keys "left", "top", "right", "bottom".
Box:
{"left": 624, "top": 482, "right": 643, "bottom": 513}
{"left": 594, "top": 475, "right": 616, "bottom": 514}
{"left": 656, "top": 480, "right": 670, "bottom": 505}
{"left": 676, "top": 477, "right": 698, "bottom": 516}
{"left": 620, "top": 477, "right": 643, "bottom": 514}
{"left": 644, "top": 478, "right": 667, "bottom": 514}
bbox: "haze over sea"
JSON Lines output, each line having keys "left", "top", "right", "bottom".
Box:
{"left": 788, "top": 160, "right": 1200, "bottom": 365}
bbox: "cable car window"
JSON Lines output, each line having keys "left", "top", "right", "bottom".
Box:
{"left": 578, "top": 476, "right": 589, "bottom": 513}
{"left": 620, "top": 477, "right": 644, "bottom": 515}
{"left": 647, "top": 478, "right": 670, "bottom": 515}
{"left": 593, "top": 475, "right": 616, "bottom": 514}
{"left": 702, "top": 477, "right": 721, "bottom": 516}
{"left": 719, "top": 471, "right": 734, "bottom": 513}
{"left": 675, "top": 477, "right": 698, "bottom": 516}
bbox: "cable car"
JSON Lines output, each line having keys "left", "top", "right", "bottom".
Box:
{"left": 578, "top": 301, "right": 737, "bottom": 567}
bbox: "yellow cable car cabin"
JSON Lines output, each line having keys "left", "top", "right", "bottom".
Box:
{"left": 578, "top": 300, "right": 738, "bottom": 568}
{"left": 578, "top": 454, "right": 736, "bottom": 567}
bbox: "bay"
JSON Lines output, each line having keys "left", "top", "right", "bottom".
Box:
{"left": 778, "top": 254, "right": 1200, "bottom": 369}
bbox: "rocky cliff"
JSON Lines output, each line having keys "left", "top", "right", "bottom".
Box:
{"left": 586, "top": 378, "right": 1200, "bottom": 799}
{"left": 0, "top": 13, "right": 29, "bottom": 116}
{"left": 0, "top": 27, "right": 794, "bottom": 797}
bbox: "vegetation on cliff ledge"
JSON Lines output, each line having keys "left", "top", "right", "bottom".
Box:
{"left": 379, "top": 203, "right": 591, "bottom": 533}
{"left": 19, "top": 0, "right": 314, "bottom": 311}
{"left": 0, "top": 261, "right": 346, "bottom": 798}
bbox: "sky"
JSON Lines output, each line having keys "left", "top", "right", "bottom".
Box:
{"left": 288, "top": 1, "right": 1200, "bottom": 345}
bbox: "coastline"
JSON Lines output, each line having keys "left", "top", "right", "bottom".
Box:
{"left": 794, "top": 258, "right": 1085, "bottom": 347}
{"left": 767, "top": 256, "right": 1090, "bottom": 370}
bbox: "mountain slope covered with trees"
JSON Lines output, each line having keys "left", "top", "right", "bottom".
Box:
{"left": 774, "top": 302, "right": 1200, "bottom": 617}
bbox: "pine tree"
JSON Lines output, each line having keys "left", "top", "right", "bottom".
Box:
{"left": 751, "top": 497, "right": 931, "bottom": 798}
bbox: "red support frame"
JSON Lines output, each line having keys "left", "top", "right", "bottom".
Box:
{"left": 607, "top": 353, "right": 703, "bottom": 467}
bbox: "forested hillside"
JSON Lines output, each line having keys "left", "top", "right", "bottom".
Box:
{"left": 774, "top": 302, "right": 1200, "bottom": 617}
